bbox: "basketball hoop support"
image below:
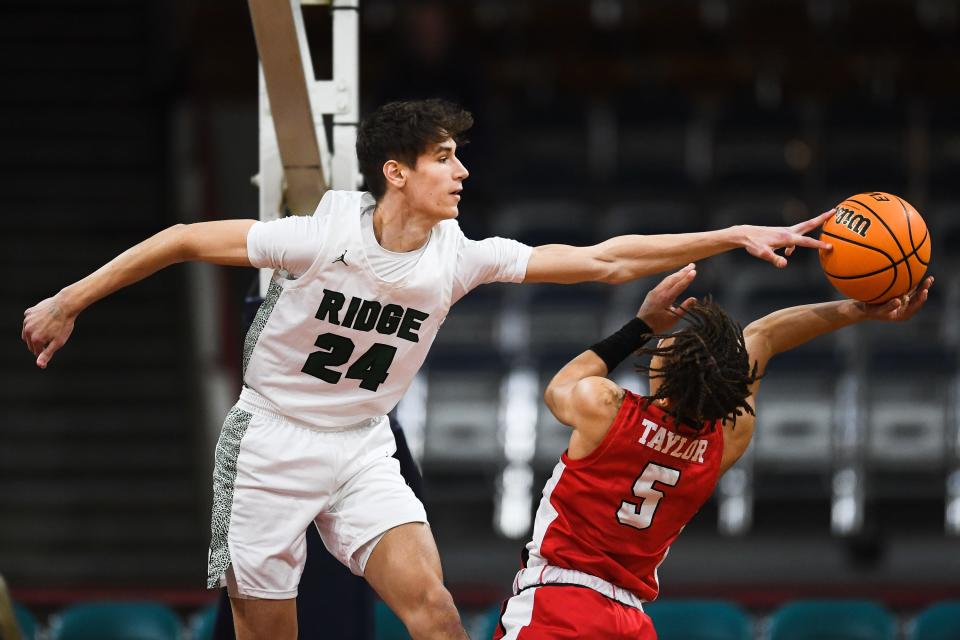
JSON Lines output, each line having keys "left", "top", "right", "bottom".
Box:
{"left": 252, "top": 0, "right": 360, "bottom": 294}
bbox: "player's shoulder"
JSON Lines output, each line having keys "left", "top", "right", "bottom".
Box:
{"left": 304, "top": 190, "right": 373, "bottom": 221}
{"left": 567, "top": 377, "right": 627, "bottom": 445}
{"left": 435, "top": 217, "right": 465, "bottom": 237}
{"left": 429, "top": 218, "right": 467, "bottom": 252}
{"left": 572, "top": 377, "right": 626, "bottom": 419}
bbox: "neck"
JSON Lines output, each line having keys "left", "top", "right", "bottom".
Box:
{"left": 372, "top": 192, "right": 436, "bottom": 252}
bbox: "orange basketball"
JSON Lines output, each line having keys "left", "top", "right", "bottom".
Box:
{"left": 819, "top": 192, "right": 931, "bottom": 303}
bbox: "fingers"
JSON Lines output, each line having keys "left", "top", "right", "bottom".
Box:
{"left": 904, "top": 276, "right": 933, "bottom": 312}
{"left": 22, "top": 327, "right": 40, "bottom": 356}
{"left": 669, "top": 265, "right": 697, "bottom": 295}
{"left": 668, "top": 296, "right": 699, "bottom": 315}
{"left": 37, "top": 340, "right": 59, "bottom": 369}
{"left": 657, "top": 263, "right": 696, "bottom": 293}
{"left": 904, "top": 275, "right": 933, "bottom": 302}
{"left": 786, "top": 209, "right": 834, "bottom": 252}
{"left": 674, "top": 263, "right": 696, "bottom": 283}
{"left": 757, "top": 248, "right": 788, "bottom": 268}
{"left": 878, "top": 297, "right": 902, "bottom": 320}
{"left": 792, "top": 209, "right": 835, "bottom": 235}
{"left": 791, "top": 233, "right": 832, "bottom": 251}
{"left": 785, "top": 245, "right": 796, "bottom": 257}
{"left": 670, "top": 263, "right": 696, "bottom": 280}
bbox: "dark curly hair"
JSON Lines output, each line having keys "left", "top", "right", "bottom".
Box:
{"left": 356, "top": 99, "right": 473, "bottom": 199}
{"left": 636, "top": 299, "right": 760, "bottom": 431}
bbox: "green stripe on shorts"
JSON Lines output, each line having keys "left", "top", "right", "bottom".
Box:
{"left": 207, "top": 405, "right": 253, "bottom": 589}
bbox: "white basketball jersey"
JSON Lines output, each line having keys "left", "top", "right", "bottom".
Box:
{"left": 242, "top": 190, "right": 512, "bottom": 428}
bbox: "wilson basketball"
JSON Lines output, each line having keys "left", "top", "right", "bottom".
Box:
{"left": 819, "top": 192, "right": 931, "bottom": 303}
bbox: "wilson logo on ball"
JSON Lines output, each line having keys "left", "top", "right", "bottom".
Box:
{"left": 834, "top": 207, "right": 872, "bottom": 238}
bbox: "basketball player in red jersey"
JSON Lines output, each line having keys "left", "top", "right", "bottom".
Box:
{"left": 494, "top": 264, "right": 934, "bottom": 639}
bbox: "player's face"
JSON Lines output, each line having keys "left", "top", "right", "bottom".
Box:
{"left": 405, "top": 139, "right": 469, "bottom": 220}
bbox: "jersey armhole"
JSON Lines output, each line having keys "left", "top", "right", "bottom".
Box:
{"left": 273, "top": 209, "right": 335, "bottom": 288}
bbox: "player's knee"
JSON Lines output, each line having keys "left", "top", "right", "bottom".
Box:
{"left": 401, "top": 584, "right": 462, "bottom": 635}
{"left": 424, "top": 583, "right": 458, "bottom": 617}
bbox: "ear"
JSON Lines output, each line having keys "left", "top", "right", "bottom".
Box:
{"left": 383, "top": 160, "right": 407, "bottom": 190}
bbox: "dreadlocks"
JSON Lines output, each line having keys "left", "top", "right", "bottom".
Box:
{"left": 635, "top": 298, "right": 759, "bottom": 431}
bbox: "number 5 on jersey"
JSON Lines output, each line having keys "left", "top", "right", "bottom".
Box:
{"left": 617, "top": 462, "right": 681, "bottom": 530}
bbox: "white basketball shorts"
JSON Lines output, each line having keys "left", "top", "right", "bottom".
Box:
{"left": 205, "top": 393, "right": 427, "bottom": 600}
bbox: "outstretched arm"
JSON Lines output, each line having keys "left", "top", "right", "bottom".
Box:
{"left": 743, "top": 276, "right": 934, "bottom": 375}
{"left": 719, "top": 276, "right": 935, "bottom": 473}
{"left": 22, "top": 219, "right": 256, "bottom": 368}
{"left": 523, "top": 210, "right": 833, "bottom": 284}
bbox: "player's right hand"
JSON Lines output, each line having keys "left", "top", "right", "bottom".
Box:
{"left": 22, "top": 295, "right": 75, "bottom": 369}
{"left": 857, "top": 276, "right": 934, "bottom": 323}
{"left": 740, "top": 209, "right": 834, "bottom": 268}
{"left": 637, "top": 263, "right": 698, "bottom": 334}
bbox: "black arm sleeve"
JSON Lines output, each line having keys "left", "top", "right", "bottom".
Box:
{"left": 588, "top": 317, "right": 654, "bottom": 372}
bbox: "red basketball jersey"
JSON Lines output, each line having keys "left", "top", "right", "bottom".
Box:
{"left": 522, "top": 390, "right": 724, "bottom": 602}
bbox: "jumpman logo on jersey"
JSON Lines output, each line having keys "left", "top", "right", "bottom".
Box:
{"left": 332, "top": 250, "right": 349, "bottom": 267}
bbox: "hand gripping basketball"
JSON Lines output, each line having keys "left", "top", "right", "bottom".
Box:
{"left": 857, "top": 275, "right": 934, "bottom": 323}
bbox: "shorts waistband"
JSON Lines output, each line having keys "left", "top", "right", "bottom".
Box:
{"left": 237, "top": 386, "right": 383, "bottom": 432}
{"left": 513, "top": 565, "right": 646, "bottom": 612}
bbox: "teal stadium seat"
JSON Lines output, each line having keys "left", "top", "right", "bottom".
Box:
{"left": 49, "top": 602, "right": 181, "bottom": 640}
{"left": 188, "top": 603, "right": 218, "bottom": 640}
{"left": 644, "top": 599, "right": 752, "bottom": 640}
{"left": 473, "top": 602, "right": 505, "bottom": 640}
{"left": 911, "top": 601, "right": 960, "bottom": 640}
{"left": 13, "top": 602, "right": 38, "bottom": 640}
{"left": 375, "top": 599, "right": 411, "bottom": 640}
{"left": 766, "top": 600, "right": 895, "bottom": 640}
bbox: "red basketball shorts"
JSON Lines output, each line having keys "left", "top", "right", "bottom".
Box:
{"left": 492, "top": 585, "right": 656, "bottom": 639}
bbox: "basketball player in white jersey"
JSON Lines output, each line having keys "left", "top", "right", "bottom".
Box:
{"left": 22, "top": 99, "right": 833, "bottom": 640}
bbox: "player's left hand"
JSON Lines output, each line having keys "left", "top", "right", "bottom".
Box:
{"left": 858, "top": 276, "right": 934, "bottom": 322}
{"left": 637, "top": 263, "right": 698, "bottom": 334}
{"left": 22, "top": 295, "right": 75, "bottom": 369}
{"left": 741, "top": 209, "right": 834, "bottom": 268}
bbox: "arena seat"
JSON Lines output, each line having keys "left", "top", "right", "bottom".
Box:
{"left": 422, "top": 363, "right": 506, "bottom": 468}
{"left": 492, "top": 99, "right": 591, "bottom": 194}
{"left": 600, "top": 197, "right": 702, "bottom": 237}
{"left": 374, "top": 599, "right": 410, "bottom": 640}
{"left": 862, "top": 285, "right": 951, "bottom": 475}
{"left": 764, "top": 600, "right": 896, "bottom": 640}
{"left": 473, "top": 602, "right": 505, "bottom": 640}
{"left": 737, "top": 276, "right": 841, "bottom": 475}
{"left": 527, "top": 284, "right": 609, "bottom": 358}
{"left": 712, "top": 97, "right": 808, "bottom": 189}
{"left": 490, "top": 198, "right": 593, "bottom": 246}
{"left": 187, "top": 603, "right": 217, "bottom": 640}
{"left": 644, "top": 599, "right": 752, "bottom": 640}
{"left": 613, "top": 87, "right": 693, "bottom": 190}
{"left": 49, "top": 602, "right": 181, "bottom": 640}
{"left": 927, "top": 99, "right": 960, "bottom": 204}
{"left": 12, "top": 602, "right": 38, "bottom": 640}
{"left": 909, "top": 601, "right": 960, "bottom": 640}
{"left": 820, "top": 99, "right": 909, "bottom": 201}
{"left": 431, "top": 284, "right": 505, "bottom": 356}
